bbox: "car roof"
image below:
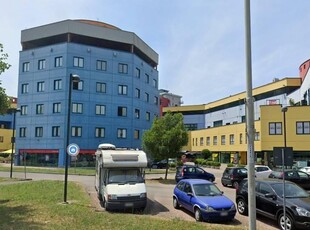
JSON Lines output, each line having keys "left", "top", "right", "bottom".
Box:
{"left": 243, "top": 178, "right": 295, "bottom": 184}
{"left": 179, "top": 179, "right": 213, "bottom": 185}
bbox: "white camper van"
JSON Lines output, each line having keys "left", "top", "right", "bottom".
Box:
{"left": 95, "top": 143, "right": 147, "bottom": 211}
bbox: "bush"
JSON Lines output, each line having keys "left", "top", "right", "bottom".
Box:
{"left": 195, "top": 158, "right": 206, "bottom": 166}
{"left": 169, "top": 162, "right": 176, "bottom": 168}
{"left": 212, "top": 162, "right": 221, "bottom": 167}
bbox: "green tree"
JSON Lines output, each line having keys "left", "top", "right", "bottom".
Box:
{"left": 142, "top": 112, "right": 188, "bottom": 179}
{"left": 201, "top": 149, "right": 212, "bottom": 160}
{"left": 0, "top": 43, "right": 10, "bottom": 114}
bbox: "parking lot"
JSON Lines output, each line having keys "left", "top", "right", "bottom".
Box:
{"left": 0, "top": 166, "right": 279, "bottom": 229}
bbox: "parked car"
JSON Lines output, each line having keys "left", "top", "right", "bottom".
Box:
{"left": 175, "top": 165, "right": 215, "bottom": 182}
{"left": 299, "top": 167, "right": 310, "bottom": 175}
{"left": 268, "top": 170, "right": 310, "bottom": 190}
{"left": 236, "top": 178, "right": 310, "bottom": 230}
{"left": 173, "top": 179, "right": 236, "bottom": 222}
{"left": 150, "top": 158, "right": 176, "bottom": 169}
{"left": 254, "top": 165, "right": 273, "bottom": 178}
{"left": 221, "top": 167, "right": 248, "bottom": 189}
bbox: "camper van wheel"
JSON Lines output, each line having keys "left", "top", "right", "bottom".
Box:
{"left": 103, "top": 198, "right": 110, "bottom": 211}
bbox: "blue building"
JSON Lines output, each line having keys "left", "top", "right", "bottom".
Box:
{"left": 16, "top": 20, "right": 159, "bottom": 167}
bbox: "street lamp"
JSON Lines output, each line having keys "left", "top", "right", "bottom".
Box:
{"left": 281, "top": 106, "right": 288, "bottom": 230}
{"left": 64, "top": 74, "right": 80, "bottom": 203}
{"left": 9, "top": 108, "right": 21, "bottom": 178}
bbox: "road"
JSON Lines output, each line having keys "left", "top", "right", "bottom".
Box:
{"left": 0, "top": 168, "right": 278, "bottom": 230}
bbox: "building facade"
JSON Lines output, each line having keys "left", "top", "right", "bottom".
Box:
{"left": 164, "top": 77, "right": 310, "bottom": 167}
{"left": 16, "top": 20, "right": 159, "bottom": 167}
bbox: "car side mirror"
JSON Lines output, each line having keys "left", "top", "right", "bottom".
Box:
{"left": 187, "top": 192, "right": 194, "bottom": 197}
{"left": 265, "top": 193, "right": 276, "bottom": 200}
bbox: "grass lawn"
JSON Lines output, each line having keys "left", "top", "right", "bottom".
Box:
{"left": 0, "top": 180, "right": 244, "bottom": 230}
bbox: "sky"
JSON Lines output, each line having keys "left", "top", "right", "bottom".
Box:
{"left": 1, "top": 0, "right": 310, "bottom": 105}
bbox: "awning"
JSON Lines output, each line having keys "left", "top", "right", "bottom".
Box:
{"left": 0, "top": 149, "right": 14, "bottom": 154}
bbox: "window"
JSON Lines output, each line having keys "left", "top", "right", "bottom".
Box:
{"left": 52, "top": 126, "right": 60, "bottom": 137}
{"left": 21, "top": 84, "right": 29, "bottom": 94}
{"left": 200, "top": 137, "right": 204, "bottom": 146}
{"left": 144, "top": 93, "right": 149, "bottom": 102}
{"left": 145, "top": 74, "right": 149, "bottom": 83}
{"left": 269, "top": 122, "right": 282, "bottom": 135}
{"left": 71, "top": 126, "right": 82, "bottom": 137}
{"left": 152, "top": 79, "right": 157, "bottom": 88}
{"left": 0, "top": 136, "right": 4, "bottom": 143}
{"left": 96, "top": 60, "right": 107, "bottom": 71}
{"left": 36, "top": 104, "right": 44, "bottom": 114}
{"left": 213, "top": 136, "right": 218, "bottom": 145}
{"left": 296, "top": 121, "right": 310, "bottom": 134}
{"left": 118, "top": 107, "right": 127, "bottom": 117}
{"left": 20, "top": 105, "right": 28, "bottom": 115}
{"left": 95, "top": 128, "right": 105, "bottom": 138}
{"left": 230, "top": 134, "right": 234, "bottom": 145}
{"left": 37, "top": 81, "right": 45, "bottom": 92}
{"left": 53, "top": 103, "right": 61, "bottom": 113}
{"left": 154, "top": 96, "right": 158, "bottom": 105}
{"left": 55, "top": 56, "right": 63, "bottom": 67}
{"left": 23, "top": 62, "right": 30, "bottom": 72}
{"left": 221, "top": 135, "right": 226, "bottom": 145}
{"left": 73, "top": 57, "right": 84, "bottom": 68}
{"left": 117, "top": 128, "right": 127, "bottom": 138}
{"left": 20, "top": 127, "right": 26, "bottom": 137}
{"left": 255, "top": 132, "right": 260, "bottom": 141}
{"left": 135, "top": 88, "right": 140, "bottom": 98}
{"left": 184, "top": 124, "right": 198, "bottom": 131}
{"left": 240, "top": 133, "right": 243, "bottom": 144}
{"left": 135, "top": 109, "right": 140, "bottom": 119}
{"left": 72, "top": 103, "right": 83, "bottom": 114}
{"left": 96, "top": 82, "right": 106, "bottom": 93}
{"left": 118, "top": 63, "right": 128, "bottom": 74}
{"left": 38, "top": 59, "right": 46, "bottom": 70}
{"left": 73, "top": 80, "right": 83, "bottom": 90}
{"left": 135, "top": 68, "right": 140, "bottom": 78}
{"left": 96, "top": 105, "right": 106, "bottom": 115}
{"left": 118, "top": 85, "right": 127, "bottom": 95}
{"left": 134, "top": 130, "right": 140, "bottom": 139}
{"left": 35, "top": 127, "right": 43, "bottom": 137}
{"left": 146, "top": 112, "right": 150, "bottom": 121}
{"left": 213, "top": 120, "right": 223, "bottom": 127}
{"left": 54, "top": 79, "right": 62, "bottom": 90}
{"left": 206, "top": 137, "right": 210, "bottom": 146}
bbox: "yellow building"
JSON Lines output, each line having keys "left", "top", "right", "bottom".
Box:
{"left": 0, "top": 97, "right": 17, "bottom": 154}
{"left": 163, "top": 78, "right": 310, "bottom": 166}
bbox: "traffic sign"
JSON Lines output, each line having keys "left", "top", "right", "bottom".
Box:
{"left": 67, "top": 143, "right": 80, "bottom": 156}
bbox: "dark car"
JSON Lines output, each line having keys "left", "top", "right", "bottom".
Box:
{"left": 175, "top": 165, "right": 215, "bottom": 182}
{"left": 173, "top": 179, "right": 236, "bottom": 222}
{"left": 236, "top": 178, "right": 310, "bottom": 230}
{"left": 221, "top": 167, "right": 248, "bottom": 189}
{"left": 268, "top": 170, "right": 310, "bottom": 190}
{"left": 150, "top": 158, "right": 177, "bottom": 169}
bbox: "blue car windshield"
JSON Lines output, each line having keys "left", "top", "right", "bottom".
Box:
{"left": 271, "top": 183, "right": 310, "bottom": 198}
{"left": 193, "top": 184, "right": 222, "bottom": 196}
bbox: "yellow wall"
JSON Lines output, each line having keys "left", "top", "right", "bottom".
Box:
{"left": 184, "top": 105, "right": 310, "bottom": 164}
{"left": 0, "top": 129, "right": 13, "bottom": 151}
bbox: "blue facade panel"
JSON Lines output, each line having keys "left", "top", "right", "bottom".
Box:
{"left": 16, "top": 41, "right": 159, "bottom": 167}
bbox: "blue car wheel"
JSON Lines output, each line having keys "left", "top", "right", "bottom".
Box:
{"left": 194, "top": 208, "right": 202, "bottom": 222}
{"left": 173, "top": 197, "right": 180, "bottom": 209}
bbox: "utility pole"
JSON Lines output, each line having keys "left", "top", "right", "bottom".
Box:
{"left": 244, "top": 0, "right": 256, "bottom": 229}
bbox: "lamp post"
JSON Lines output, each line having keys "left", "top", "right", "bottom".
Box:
{"left": 64, "top": 74, "right": 80, "bottom": 203}
{"left": 9, "top": 108, "right": 21, "bottom": 178}
{"left": 281, "top": 106, "right": 288, "bottom": 230}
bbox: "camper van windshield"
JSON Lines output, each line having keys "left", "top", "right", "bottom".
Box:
{"left": 108, "top": 169, "right": 144, "bottom": 184}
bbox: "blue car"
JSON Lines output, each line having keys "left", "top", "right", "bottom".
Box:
{"left": 173, "top": 179, "right": 236, "bottom": 222}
